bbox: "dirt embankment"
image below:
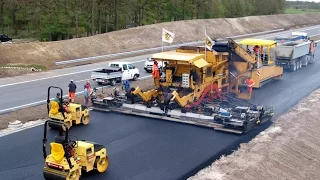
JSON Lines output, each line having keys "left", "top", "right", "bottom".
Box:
{"left": 188, "top": 89, "right": 320, "bottom": 180}
{"left": 0, "top": 78, "right": 154, "bottom": 130}
{"left": 0, "top": 13, "right": 320, "bottom": 70}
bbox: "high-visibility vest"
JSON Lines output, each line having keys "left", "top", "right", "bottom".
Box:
{"left": 152, "top": 64, "right": 160, "bottom": 78}
{"left": 245, "top": 78, "right": 254, "bottom": 87}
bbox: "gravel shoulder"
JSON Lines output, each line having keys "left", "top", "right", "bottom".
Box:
{"left": 188, "top": 89, "right": 320, "bottom": 180}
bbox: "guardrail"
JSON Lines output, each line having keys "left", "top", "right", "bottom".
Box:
{"left": 54, "top": 28, "right": 284, "bottom": 67}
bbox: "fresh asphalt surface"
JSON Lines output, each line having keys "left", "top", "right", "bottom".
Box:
{"left": 0, "top": 26, "right": 320, "bottom": 180}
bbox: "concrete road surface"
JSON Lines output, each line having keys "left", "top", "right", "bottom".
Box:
{"left": 0, "top": 25, "right": 320, "bottom": 114}
{"left": 0, "top": 25, "right": 320, "bottom": 180}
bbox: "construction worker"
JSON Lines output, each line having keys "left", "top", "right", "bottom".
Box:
{"left": 53, "top": 93, "right": 70, "bottom": 114}
{"left": 122, "top": 79, "right": 130, "bottom": 93}
{"left": 68, "top": 79, "right": 77, "bottom": 102}
{"left": 85, "top": 81, "right": 91, "bottom": 94}
{"left": 245, "top": 77, "right": 255, "bottom": 95}
{"left": 84, "top": 85, "right": 89, "bottom": 106}
{"left": 152, "top": 61, "right": 160, "bottom": 86}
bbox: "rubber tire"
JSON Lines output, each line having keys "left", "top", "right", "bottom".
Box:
{"left": 111, "top": 79, "right": 116, "bottom": 86}
{"left": 81, "top": 115, "right": 90, "bottom": 125}
{"left": 66, "top": 170, "right": 80, "bottom": 180}
{"left": 290, "top": 62, "right": 297, "bottom": 72}
{"left": 299, "top": 61, "right": 302, "bottom": 69}
{"left": 133, "top": 74, "right": 138, "bottom": 81}
{"left": 95, "top": 156, "right": 109, "bottom": 173}
{"left": 309, "top": 55, "right": 314, "bottom": 64}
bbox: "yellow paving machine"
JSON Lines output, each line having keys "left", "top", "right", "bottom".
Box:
{"left": 91, "top": 38, "right": 276, "bottom": 134}
{"left": 42, "top": 120, "right": 108, "bottom": 180}
{"left": 47, "top": 86, "right": 90, "bottom": 130}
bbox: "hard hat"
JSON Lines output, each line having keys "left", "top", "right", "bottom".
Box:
{"left": 70, "top": 79, "right": 73, "bottom": 82}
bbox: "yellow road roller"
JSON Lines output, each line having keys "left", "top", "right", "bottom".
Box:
{"left": 47, "top": 86, "right": 90, "bottom": 130}
{"left": 43, "top": 120, "right": 109, "bottom": 180}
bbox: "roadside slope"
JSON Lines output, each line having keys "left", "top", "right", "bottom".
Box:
{"left": 188, "top": 89, "right": 320, "bottom": 180}
{"left": 1, "top": 13, "right": 320, "bottom": 69}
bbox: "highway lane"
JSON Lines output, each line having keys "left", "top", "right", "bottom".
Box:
{"left": 0, "top": 50, "right": 319, "bottom": 180}
{"left": 0, "top": 25, "right": 320, "bottom": 113}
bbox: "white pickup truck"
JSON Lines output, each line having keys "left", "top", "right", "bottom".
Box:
{"left": 91, "top": 62, "right": 140, "bottom": 86}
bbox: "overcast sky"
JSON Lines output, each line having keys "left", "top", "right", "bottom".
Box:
{"left": 286, "top": 0, "right": 320, "bottom": 2}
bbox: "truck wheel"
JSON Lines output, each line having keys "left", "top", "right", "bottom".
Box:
{"left": 309, "top": 55, "right": 314, "bottom": 64}
{"left": 290, "top": 63, "right": 297, "bottom": 72}
{"left": 133, "top": 74, "right": 138, "bottom": 81}
{"left": 111, "top": 79, "right": 116, "bottom": 86}
{"left": 299, "top": 61, "right": 302, "bottom": 69}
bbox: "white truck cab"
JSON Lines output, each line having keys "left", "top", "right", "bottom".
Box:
{"left": 108, "top": 62, "right": 140, "bottom": 80}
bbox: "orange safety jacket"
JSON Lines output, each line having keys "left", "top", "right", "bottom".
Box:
{"left": 245, "top": 78, "right": 254, "bottom": 87}
{"left": 152, "top": 64, "right": 160, "bottom": 78}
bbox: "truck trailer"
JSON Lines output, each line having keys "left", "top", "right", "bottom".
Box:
{"left": 274, "top": 32, "right": 319, "bottom": 72}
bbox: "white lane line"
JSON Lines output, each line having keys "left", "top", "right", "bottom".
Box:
{"left": 0, "top": 59, "right": 147, "bottom": 88}
{"left": 0, "top": 75, "right": 152, "bottom": 113}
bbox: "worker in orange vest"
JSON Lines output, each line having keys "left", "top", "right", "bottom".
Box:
{"left": 152, "top": 61, "right": 160, "bottom": 86}
{"left": 245, "top": 77, "right": 255, "bottom": 95}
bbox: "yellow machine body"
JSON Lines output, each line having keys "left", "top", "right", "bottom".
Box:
{"left": 48, "top": 101, "right": 90, "bottom": 129}
{"left": 134, "top": 47, "right": 229, "bottom": 107}
{"left": 237, "top": 38, "right": 283, "bottom": 88}
{"left": 43, "top": 141, "right": 108, "bottom": 180}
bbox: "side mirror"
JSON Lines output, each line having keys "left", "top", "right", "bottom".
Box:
{"left": 132, "top": 65, "right": 136, "bottom": 69}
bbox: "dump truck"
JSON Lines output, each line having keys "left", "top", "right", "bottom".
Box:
{"left": 90, "top": 38, "right": 276, "bottom": 134}
{"left": 274, "top": 33, "right": 320, "bottom": 72}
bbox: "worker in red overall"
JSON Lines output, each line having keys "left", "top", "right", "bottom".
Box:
{"left": 245, "top": 77, "right": 255, "bottom": 95}
{"left": 152, "top": 61, "right": 160, "bottom": 86}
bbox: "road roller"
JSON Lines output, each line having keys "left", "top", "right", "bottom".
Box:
{"left": 47, "top": 86, "right": 90, "bottom": 130}
{"left": 42, "top": 120, "right": 109, "bottom": 180}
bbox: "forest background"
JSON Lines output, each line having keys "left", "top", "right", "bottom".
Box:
{"left": 0, "top": 0, "right": 318, "bottom": 41}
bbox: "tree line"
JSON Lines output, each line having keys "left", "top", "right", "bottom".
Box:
{"left": 286, "top": 0, "right": 320, "bottom": 10}
{"left": 0, "top": 0, "right": 286, "bottom": 41}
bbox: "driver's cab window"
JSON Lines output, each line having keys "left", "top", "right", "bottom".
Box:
{"left": 123, "top": 64, "right": 128, "bottom": 70}
{"left": 128, "top": 64, "right": 134, "bottom": 69}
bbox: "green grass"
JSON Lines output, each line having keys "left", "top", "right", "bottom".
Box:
{"left": 284, "top": 8, "right": 320, "bottom": 14}
{"left": 0, "top": 64, "right": 47, "bottom": 70}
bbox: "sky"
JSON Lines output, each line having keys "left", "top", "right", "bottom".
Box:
{"left": 286, "top": 0, "right": 320, "bottom": 2}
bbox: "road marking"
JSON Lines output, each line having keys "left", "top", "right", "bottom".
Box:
{"left": 0, "top": 75, "right": 152, "bottom": 114}
{"left": 0, "top": 59, "right": 147, "bottom": 88}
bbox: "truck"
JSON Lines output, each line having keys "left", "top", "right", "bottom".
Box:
{"left": 274, "top": 32, "right": 320, "bottom": 72}
{"left": 91, "top": 62, "right": 140, "bottom": 86}
{"left": 275, "top": 40, "right": 316, "bottom": 72}
{"left": 91, "top": 66, "right": 123, "bottom": 86}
